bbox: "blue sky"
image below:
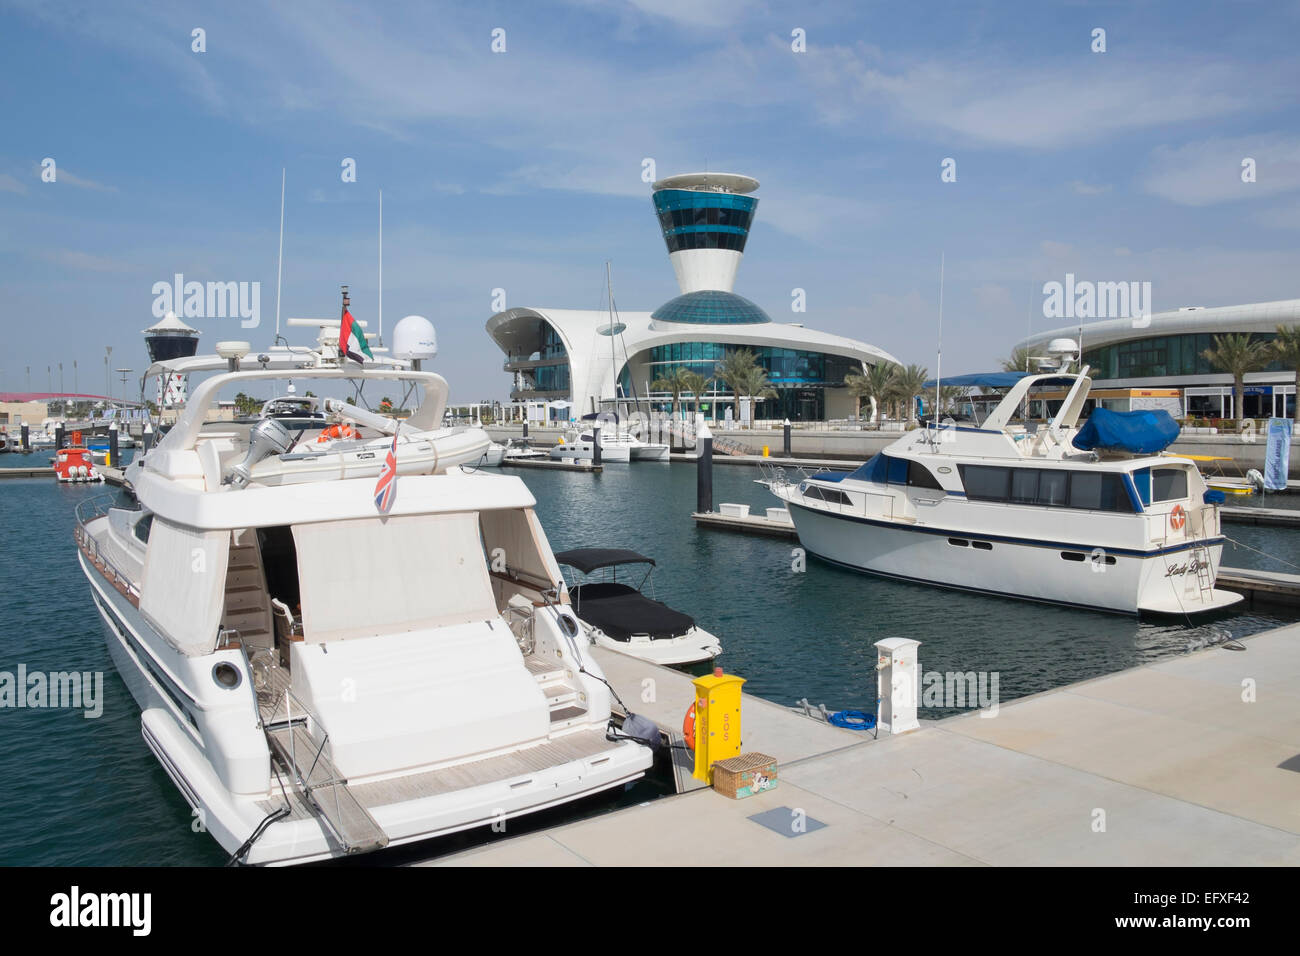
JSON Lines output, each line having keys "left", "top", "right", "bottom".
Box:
{"left": 2, "top": 0, "right": 1299, "bottom": 402}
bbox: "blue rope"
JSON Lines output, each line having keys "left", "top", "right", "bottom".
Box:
{"left": 828, "top": 709, "right": 876, "bottom": 730}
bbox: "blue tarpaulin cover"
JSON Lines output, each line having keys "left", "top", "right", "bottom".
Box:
{"left": 1071, "top": 407, "right": 1180, "bottom": 454}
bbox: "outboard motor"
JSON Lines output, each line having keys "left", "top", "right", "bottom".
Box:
{"left": 227, "top": 418, "right": 295, "bottom": 488}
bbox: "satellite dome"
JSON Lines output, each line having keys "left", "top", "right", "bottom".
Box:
{"left": 392, "top": 315, "right": 437, "bottom": 361}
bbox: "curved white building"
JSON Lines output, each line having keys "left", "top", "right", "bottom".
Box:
{"left": 487, "top": 172, "right": 898, "bottom": 421}
{"left": 1020, "top": 298, "right": 1300, "bottom": 419}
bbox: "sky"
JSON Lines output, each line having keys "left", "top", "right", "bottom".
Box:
{"left": 2, "top": 0, "right": 1299, "bottom": 403}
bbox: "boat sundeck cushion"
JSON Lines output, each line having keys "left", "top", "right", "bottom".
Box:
{"left": 290, "top": 620, "right": 549, "bottom": 779}
{"left": 569, "top": 582, "right": 694, "bottom": 641}
{"left": 1072, "top": 407, "right": 1180, "bottom": 455}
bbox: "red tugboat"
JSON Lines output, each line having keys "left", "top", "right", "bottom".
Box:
{"left": 54, "top": 432, "right": 103, "bottom": 483}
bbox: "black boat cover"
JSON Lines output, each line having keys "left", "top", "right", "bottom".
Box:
{"left": 569, "top": 582, "right": 695, "bottom": 641}
{"left": 554, "top": 548, "right": 655, "bottom": 574}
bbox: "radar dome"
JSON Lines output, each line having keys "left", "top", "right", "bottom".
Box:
{"left": 392, "top": 315, "right": 437, "bottom": 361}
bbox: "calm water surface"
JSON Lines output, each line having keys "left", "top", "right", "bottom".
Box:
{"left": 0, "top": 454, "right": 1295, "bottom": 865}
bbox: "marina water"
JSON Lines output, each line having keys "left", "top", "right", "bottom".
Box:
{"left": 1, "top": 453, "right": 1296, "bottom": 865}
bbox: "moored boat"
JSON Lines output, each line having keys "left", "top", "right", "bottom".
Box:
{"left": 765, "top": 355, "right": 1242, "bottom": 616}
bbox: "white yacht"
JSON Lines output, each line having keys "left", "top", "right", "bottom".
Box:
{"left": 501, "top": 437, "right": 550, "bottom": 463}
{"left": 549, "top": 415, "right": 668, "bottom": 463}
{"left": 555, "top": 549, "right": 722, "bottom": 666}
{"left": 765, "top": 359, "right": 1242, "bottom": 616}
{"left": 77, "top": 327, "right": 653, "bottom": 865}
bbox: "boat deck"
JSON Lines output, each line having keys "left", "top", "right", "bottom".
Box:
{"left": 256, "top": 725, "right": 625, "bottom": 821}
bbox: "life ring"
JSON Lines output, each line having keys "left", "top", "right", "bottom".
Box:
{"left": 316, "top": 423, "right": 360, "bottom": 443}
{"left": 1170, "top": 504, "right": 1186, "bottom": 531}
{"left": 682, "top": 701, "right": 697, "bottom": 751}
{"left": 71, "top": 430, "right": 83, "bottom": 446}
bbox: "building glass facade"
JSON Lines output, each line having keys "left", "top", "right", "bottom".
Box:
{"left": 623, "top": 343, "right": 861, "bottom": 421}
{"left": 651, "top": 291, "right": 771, "bottom": 325}
{"left": 1084, "top": 332, "right": 1285, "bottom": 380}
{"left": 652, "top": 189, "right": 758, "bottom": 253}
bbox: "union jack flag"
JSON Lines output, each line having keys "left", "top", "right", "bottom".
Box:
{"left": 374, "top": 422, "right": 399, "bottom": 513}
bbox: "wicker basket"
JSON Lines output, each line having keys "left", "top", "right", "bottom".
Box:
{"left": 711, "top": 752, "right": 778, "bottom": 799}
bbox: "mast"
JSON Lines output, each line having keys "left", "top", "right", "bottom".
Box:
{"left": 378, "top": 189, "right": 383, "bottom": 345}
{"left": 934, "top": 251, "right": 944, "bottom": 426}
{"left": 275, "top": 168, "right": 286, "bottom": 343}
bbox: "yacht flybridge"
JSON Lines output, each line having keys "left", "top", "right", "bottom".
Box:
{"left": 77, "top": 322, "right": 652, "bottom": 864}
{"left": 766, "top": 362, "right": 1243, "bottom": 616}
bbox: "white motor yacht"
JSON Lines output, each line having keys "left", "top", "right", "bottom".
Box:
{"left": 556, "top": 549, "right": 722, "bottom": 666}
{"left": 765, "top": 357, "right": 1242, "bottom": 616}
{"left": 79, "top": 325, "right": 652, "bottom": 865}
{"left": 501, "top": 437, "right": 550, "bottom": 462}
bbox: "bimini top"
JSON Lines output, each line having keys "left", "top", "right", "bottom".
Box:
{"left": 1072, "top": 407, "right": 1181, "bottom": 455}
{"left": 651, "top": 290, "right": 771, "bottom": 325}
{"left": 554, "top": 548, "right": 655, "bottom": 574}
{"left": 922, "top": 371, "right": 1077, "bottom": 389}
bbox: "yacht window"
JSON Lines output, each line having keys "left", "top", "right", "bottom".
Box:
{"left": 1067, "top": 472, "right": 1129, "bottom": 512}
{"left": 907, "top": 460, "right": 944, "bottom": 490}
{"left": 886, "top": 455, "right": 909, "bottom": 484}
{"left": 1009, "top": 469, "right": 1039, "bottom": 504}
{"left": 132, "top": 513, "right": 154, "bottom": 544}
{"left": 958, "top": 465, "right": 1011, "bottom": 501}
{"left": 1036, "top": 470, "right": 1069, "bottom": 506}
{"left": 1151, "top": 468, "right": 1188, "bottom": 502}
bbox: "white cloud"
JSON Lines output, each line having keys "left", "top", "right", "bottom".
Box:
{"left": 0, "top": 173, "right": 28, "bottom": 195}
{"left": 795, "top": 42, "right": 1276, "bottom": 149}
{"left": 50, "top": 168, "right": 118, "bottom": 193}
{"left": 1143, "top": 134, "right": 1300, "bottom": 206}
{"left": 1069, "top": 180, "right": 1112, "bottom": 195}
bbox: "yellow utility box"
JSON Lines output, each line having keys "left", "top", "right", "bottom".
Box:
{"left": 691, "top": 668, "right": 745, "bottom": 783}
{"left": 762, "top": 446, "right": 770, "bottom": 457}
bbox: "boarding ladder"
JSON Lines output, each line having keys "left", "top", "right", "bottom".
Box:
{"left": 261, "top": 689, "right": 389, "bottom": 855}
{"left": 1184, "top": 508, "right": 1216, "bottom": 605}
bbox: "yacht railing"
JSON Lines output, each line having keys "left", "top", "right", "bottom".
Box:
{"left": 73, "top": 492, "right": 141, "bottom": 607}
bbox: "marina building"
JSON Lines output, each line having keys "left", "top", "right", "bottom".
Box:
{"left": 1019, "top": 298, "right": 1300, "bottom": 419}
{"left": 486, "top": 172, "right": 898, "bottom": 422}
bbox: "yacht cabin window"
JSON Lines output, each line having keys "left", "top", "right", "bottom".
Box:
{"left": 958, "top": 464, "right": 1134, "bottom": 513}
{"left": 1151, "top": 468, "right": 1188, "bottom": 502}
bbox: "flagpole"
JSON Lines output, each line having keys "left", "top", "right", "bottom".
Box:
{"left": 378, "top": 189, "right": 383, "bottom": 345}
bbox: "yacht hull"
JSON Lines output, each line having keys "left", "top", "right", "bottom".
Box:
{"left": 629, "top": 443, "right": 670, "bottom": 461}
{"left": 785, "top": 501, "right": 1237, "bottom": 615}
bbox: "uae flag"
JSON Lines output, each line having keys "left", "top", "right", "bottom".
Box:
{"left": 339, "top": 310, "right": 375, "bottom": 363}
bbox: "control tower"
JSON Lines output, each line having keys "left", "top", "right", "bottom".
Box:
{"left": 650, "top": 172, "right": 759, "bottom": 295}
{"left": 142, "top": 310, "right": 200, "bottom": 408}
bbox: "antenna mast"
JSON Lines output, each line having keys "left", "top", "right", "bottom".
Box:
{"left": 378, "top": 189, "right": 383, "bottom": 345}
{"left": 275, "top": 168, "right": 286, "bottom": 342}
{"left": 934, "top": 252, "right": 944, "bottom": 427}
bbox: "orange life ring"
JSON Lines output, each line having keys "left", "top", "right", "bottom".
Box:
{"left": 316, "top": 423, "right": 360, "bottom": 443}
{"left": 682, "top": 701, "right": 697, "bottom": 751}
{"left": 1170, "top": 504, "right": 1186, "bottom": 530}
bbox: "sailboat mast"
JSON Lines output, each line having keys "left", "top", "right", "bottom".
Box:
{"left": 934, "top": 252, "right": 944, "bottom": 425}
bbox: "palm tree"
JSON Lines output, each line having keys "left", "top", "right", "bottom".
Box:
{"left": 734, "top": 366, "right": 778, "bottom": 424}
{"left": 650, "top": 366, "right": 691, "bottom": 420}
{"left": 679, "top": 369, "right": 713, "bottom": 418}
{"left": 843, "top": 361, "right": 898, "bottom": 426}
{"left": 1001, "top": 347, "right": 1031, "bottom": 373}
{"left": 938, "top": 384, "right": 967, "bottom": 417}
{"left": 890, "top": 364, "right": 930, "bottom": 424}
{"left": 1202, "top": 333, "right": 1268, "bottom": 426}
{"left": 1270, "top": 325, "right": 1300, "bottom": 423}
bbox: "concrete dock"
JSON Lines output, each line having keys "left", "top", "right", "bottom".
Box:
{"left": 421, "top": 626, "right": 1300, "bottom": 866}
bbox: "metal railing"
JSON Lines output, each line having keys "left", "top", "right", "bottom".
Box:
{"left": 74, "top": 493, "right": 141, "bottom": 605}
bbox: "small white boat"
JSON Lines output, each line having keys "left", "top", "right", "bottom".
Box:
{"left": 550, "top": 427, "right": 630, "bottom": 463}
{"left": 501, "top": 437, "right": 550, "bottom": 462}
{"left": 556, "top": 548, "right": 722, "bottom": 666}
